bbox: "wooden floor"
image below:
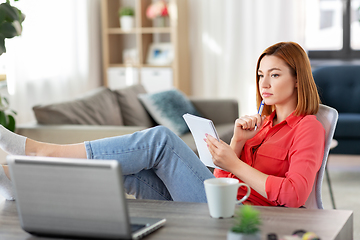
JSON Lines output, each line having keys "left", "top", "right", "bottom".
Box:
{"left": 322, "top": 154, "right": 360, "bottom": 240}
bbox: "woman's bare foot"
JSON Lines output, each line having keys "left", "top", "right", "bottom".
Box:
{"left": 25, "top": 138, "right": 87, "bottom": 158}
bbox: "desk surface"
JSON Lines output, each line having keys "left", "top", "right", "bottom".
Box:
{"left": 0, "top": 199, "right": 353, "bottom": 240}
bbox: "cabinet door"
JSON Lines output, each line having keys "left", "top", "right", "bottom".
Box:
{"left": 141, "top": 68, "right": 173, "bottom": 93}
{"left": 107, "top": 67, "right": 139, "bottom": 90}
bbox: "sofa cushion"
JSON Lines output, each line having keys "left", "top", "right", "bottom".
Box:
{"left": 113, "top": 84, "right": 156, "bottom": 127}
{"left": 334, "top": 113, "right": 360, "bottom": 138}
{"left": 138, "top": 89, "right": 201, "bottom": 135}
{"left": 33, "top": 87, "right": 123, "bottom": 125}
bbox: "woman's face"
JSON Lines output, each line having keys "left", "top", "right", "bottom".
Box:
{"left": 258, "top": 55, "right": 298, "bottom": 109}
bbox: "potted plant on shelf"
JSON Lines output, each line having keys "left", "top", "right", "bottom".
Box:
{"left": 0, "top": 0, "right": 25, "bottom": 132}
{"left": 227, "top": 205, "right": 261, "bottom": 240}
{"left": 118, "top": 6, "right": 134, "bottom": 31}
{"left": 146, "top": 0, "right": 169, "bottom": 27}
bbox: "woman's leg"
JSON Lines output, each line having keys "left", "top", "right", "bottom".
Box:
{"left": 25, "top": 139, "right": 87, "bottom": 159}
{"left": 85, "top": 126, "right": 215, "bottom": 202}
{"left": 0, "top": 126, "right": 87, "bottom": 200}
{"left": 123, "top": 169, "right": 173, "bottom": 201}
{"left": 0, "top": 124, "right": 86, "bottom": 158}
{"left": 0, "top": 125, "right": 214, "bottom": 202}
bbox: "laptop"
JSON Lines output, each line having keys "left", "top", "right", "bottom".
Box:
{"left": 6, "top": 155, "right": 166, "bottom": 239}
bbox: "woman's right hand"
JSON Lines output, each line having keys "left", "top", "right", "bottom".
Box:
{"left": 232, "top": 114, "right": 265, "bottom": 142}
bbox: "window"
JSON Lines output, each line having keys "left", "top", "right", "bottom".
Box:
{"left": 351, "top": 0, "right": 360, "bottom": 50}
{"left": 305, "top": 0, "right": 360, "bottom": 59}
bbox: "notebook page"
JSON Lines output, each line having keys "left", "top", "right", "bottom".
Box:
{"left": 183, "top": 113, "right": 221, "bottom": 169}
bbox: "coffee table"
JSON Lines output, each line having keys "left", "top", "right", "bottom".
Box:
{"left": 0, "top": 198, "right": 353, "bottom": 240}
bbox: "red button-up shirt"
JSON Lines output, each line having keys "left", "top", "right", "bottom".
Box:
{"left": 214, "top": 111, "right": 325, "bottom": 208}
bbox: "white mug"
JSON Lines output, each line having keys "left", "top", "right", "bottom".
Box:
{"left": 204, "top": 178, "right": 251, "bottom": 218}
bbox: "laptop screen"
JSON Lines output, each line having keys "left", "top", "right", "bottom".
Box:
{"left": 7, "top": 156, "right": 133, "bottom": 239}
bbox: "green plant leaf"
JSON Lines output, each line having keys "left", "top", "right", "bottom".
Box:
{"left": 0, "top": 35, "right": 5, "bottom": 55}
{"left": 2, "top": 97, "right": 8, "bottom": 105}
{"left": 0, "top": 21, "right": 19, "bottom": 38}
{"left": 0, "top": 111, "right": 16, "bottom": 132}
{"left": 0, "top": 96, "right": 9, "bottom": 110}
{"left": 0, "top": 3, "right": 18, "bottom": 22}
{"left": 119, "top": 7, "right": 134, "bottom": 17}
{"left": 6, "top": 114, "right": 15, "bottom": 132}
{"left": 0, "top": 6, "right": 6, "bottom": 23}
{"left": 231, "top": 205, "right": 261, "bottom": 234}
{"left": 19, "top": 11, "right": 25, "bottom": 23}
{"left": 0, "top": 2, "right": 24, "bottom": 56}
{"left": 0, "top": 111, "right": 7, "bottom": 126}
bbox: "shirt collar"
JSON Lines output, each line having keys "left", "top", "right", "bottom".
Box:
{"left": 266, "top": 110, "right": 305, "bottom": 129}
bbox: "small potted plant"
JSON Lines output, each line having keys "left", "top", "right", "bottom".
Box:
{"left": 145, "top": 0, "right": 169, "bottom": 27}
{"left": 118, "top": 6, "right": 135, "bottom": 31}
{"left": 227, "top": 205, "right": 261, "bottom": 240}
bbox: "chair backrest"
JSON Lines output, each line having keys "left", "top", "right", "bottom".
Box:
{"left": 304, "top": 104, "right": 338, "bottom": 209}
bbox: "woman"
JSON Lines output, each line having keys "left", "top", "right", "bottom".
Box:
{"left": 210, "top": 42, "right": 324, "bottom": 207}
{"left": 0, "top": 42, "right": 324, "bottom": 208}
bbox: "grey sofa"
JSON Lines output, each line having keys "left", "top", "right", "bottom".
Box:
{"left": 15, "top": 85, "right": 239, "bottom": 155}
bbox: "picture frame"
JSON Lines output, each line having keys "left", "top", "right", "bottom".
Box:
{"left": 146, "top": 43, "right": 173, "bottom": 65}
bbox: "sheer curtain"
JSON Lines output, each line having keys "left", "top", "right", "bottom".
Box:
{"left": 188, "top": 0, "right": 306, "bottom": 115}
{"left": 4, "top": 0, "right": 102, "bottom": 124}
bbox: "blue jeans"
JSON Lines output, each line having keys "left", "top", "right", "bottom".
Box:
{"left": 84, "top": 126, "right": 215, "bottom": 202}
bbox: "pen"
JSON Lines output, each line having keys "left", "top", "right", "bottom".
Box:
{"left": 254, "top": 100, "right": 264, "bottom": 130}
{"left": 258, "top": 100, "right": 264, "bottom": 116}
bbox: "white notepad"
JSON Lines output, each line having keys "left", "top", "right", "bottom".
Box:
{"left": 183, "top": 113, "right": 221, "bottom": 169}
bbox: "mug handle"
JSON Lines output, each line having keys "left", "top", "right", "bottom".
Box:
{"left": 235, "top": 183, "right": 251, "bottom": 204}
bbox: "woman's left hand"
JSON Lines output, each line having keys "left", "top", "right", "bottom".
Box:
{"left": 205, "top": 134, "right": 241, "bottom": 171}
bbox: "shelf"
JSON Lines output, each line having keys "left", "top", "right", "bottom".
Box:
{"left": 107, "top": 28, "right": 172, "bottom": 34}
{"left": 108, "top": 28, "right": 140, "bottom": 34}
{"left": 109, "top": 64, "right": 140, "bottom": 68}
{"left": 109, "top": 64, "right": 172, "bottom": 68}
{"left": 141, "top": 27, "right": 172, "bottom": 33}
{"left": 101, "top": 0, "right": 190, "bottom": 94}
{"left": 141, "top": 64, "right": 172, "bottom": 68}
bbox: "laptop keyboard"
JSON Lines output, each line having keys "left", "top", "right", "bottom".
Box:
{"left": 131, "top": 224, "right": 146, "bottom": 233}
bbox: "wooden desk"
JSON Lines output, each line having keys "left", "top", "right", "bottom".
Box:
{"left": 0, "top": 199, "right": 353, "bottom": 240}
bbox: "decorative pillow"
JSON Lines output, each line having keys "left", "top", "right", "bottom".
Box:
{"left": 138, "top": 89, "right": 201, "bottom": 135}
{"left": 33, "top": 87, "right": 123, "bottom": 125}
{"left": 114, "top": 84, "right": 156, "bottom": 127}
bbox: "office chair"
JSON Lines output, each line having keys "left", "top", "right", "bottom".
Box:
{"left": 304, "top": 104, "right": 338, "bottom": 209}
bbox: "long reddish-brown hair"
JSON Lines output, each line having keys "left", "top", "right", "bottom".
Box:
{"left": 255, "top": 42, "right": 320, "bottom": 116}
